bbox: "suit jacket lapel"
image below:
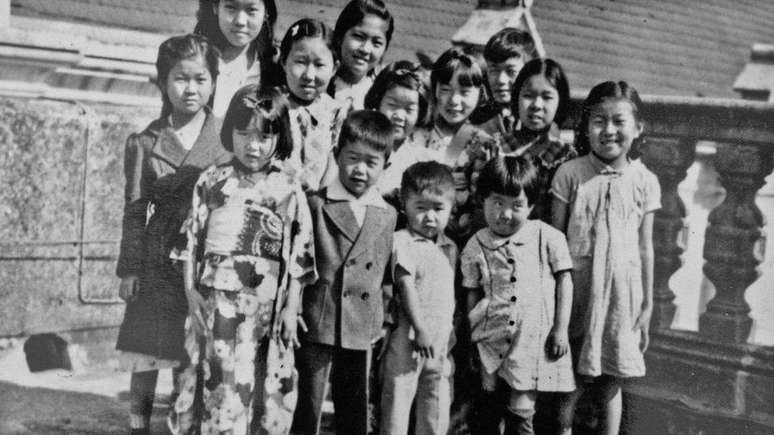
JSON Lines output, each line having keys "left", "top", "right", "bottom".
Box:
{"left": 180, "top": 113, "right": 226, "bottom": 169}
{"left": 348, "top": 205, "right": 387, "bottom": 259}
{"left": 150, "top": 119, "right": 188, "bottom": 169}
{"left": 322, "top": 199, "right": 361, "bottom": 243}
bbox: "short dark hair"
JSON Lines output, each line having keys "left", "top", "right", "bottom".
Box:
{"left": 430, "top": 48, "right": 484, "bottom": 97}
{"left": 220, "top": 85, "right": 293, "bottom": 161}
{"left": 333, "top": 0, "right": 394, "bottom": 59}
{"left": 483, "top": 27, "right": 536, "bottom": 64}
{"left": 400, "top": 161, "right": 455, "bottom": 202}
{"left": 336, "top": 109, "right": 394, "bottom": 160}
{"left": 511, "top": 58, "right": 571, "bottom": 127}
{"left": 279, "top": 18, "right": 336, "bottom": 64}
{"left": 156, "top": 34, "right": 220, "bottom": 118}
{"left": 364, "top": 60, "right": 430, "bottom": 128}
{"left": 575, "top": 80, "right": 644, "bottom": 158}
{"left": 476, "top": 155, "right": 540, "bottom": 205}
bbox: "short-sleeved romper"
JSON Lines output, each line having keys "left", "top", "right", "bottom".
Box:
{"left": 460, "top": 222, "right": 575, "bottom": 392}
{"left": 551, "top": 154, "right": 661, "bottom": 378}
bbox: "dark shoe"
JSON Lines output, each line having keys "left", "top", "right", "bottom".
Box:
{"left": 503, "top": 409, "right": 535, "bottom": 435}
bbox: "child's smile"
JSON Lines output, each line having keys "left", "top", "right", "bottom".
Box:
{"left": 517, "top": 75, "right": 559, "bottom": 132}
{"left": 336, "top": 140, "right": 386, "bottom": 197}
{"left": 340, "top": 14, "right": 389, "bottom": 82}
{"left": 588, "top": 98, "right": 642, "bottom": 166}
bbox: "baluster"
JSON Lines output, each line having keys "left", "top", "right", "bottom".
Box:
{"left": 640, "top": 136, "right": 696, "bottom": 329}
{"left": 700, "top": 143, "right": 773, "bottom": 343}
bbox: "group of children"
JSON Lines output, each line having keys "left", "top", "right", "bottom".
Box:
{"left": 114, "top": 1, "right": 660, "bottom": 434}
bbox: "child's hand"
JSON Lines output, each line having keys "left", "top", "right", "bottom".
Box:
{"left": 413, "top": 327, "right": 435, "bottom": 359}
{"left": 280, "top": 308, "right": 303, "bottom": 349}
{"left": 546, "top": 326, "right": 569, "bottom": 360}
{"left": 119, "top": 275, "right": 139, "bottom": 302}
{"left": 185, "top": 288, "right": 207, "bottom": 337}
{"left": 633, "top": 307, "right": 652, "bottom": 352}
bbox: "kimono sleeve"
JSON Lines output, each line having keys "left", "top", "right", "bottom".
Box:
{"left": 169, "top": 168, "right": 212, "bottom": 263}
{"left": 116, "top": 133, "right": 150, "bottom": 278}
{"left": 287, "top": 185, "right": 317, "bottom": 285}
{"left": 460, "top": 237, "right": 484, "bottom": 289}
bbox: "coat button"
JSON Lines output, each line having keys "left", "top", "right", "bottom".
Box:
{"left": 343, "top": 291, "right": 350, "bottom": 298}
{"left": 361, "top": 292, "right": 370, "bottom": 301}
{"left": 366, "top": 262, "right": 373, "bottom": 270}
{"left": 507, "top": 258, "right": 515, "bottom": 264}
{"left": 509, "top": 320, "right": 515, "bottom": 326}
{"left": 510, "top": 276, "right": 517, "bottom": 282}
{"left": 510, "top": 296, "right": 517, "bottom": 302}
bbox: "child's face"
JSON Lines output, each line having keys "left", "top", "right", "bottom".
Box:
{"left": 483, "top": 190, "right": 533, "bottom": 237}
{"left": 283, "top": 37, "right": 336, "bottom": 102}
{"left": 336, "top": 140, "right": 386, "bottom": 197}
{"left": 435, "top": 71, "right": 480, "bottom": 127}
{"left": 378, "top": 85, "right": 419, "bottom": 145}
{"left": 165, "top": 56, "right": 214, "bottom": 117}
{"left": 404, "top": 190, "right": 454, "bottom": 240}
{"left": 487, "top": 57, "right": 524, "bottom": 105}
{"left": 231, "top": 118, "right": 277, "bottom": 172}
{"left": 216, "top": 0, "right": 265, "bottom": 49}
{"left": 517, "top": 74, "right": 559, "bottom": 131}
{"left": 340, "top": 14, "right": 389, "bottom": 82}
{"left": 587, "top": 99, "right": 642, "bottom": 165}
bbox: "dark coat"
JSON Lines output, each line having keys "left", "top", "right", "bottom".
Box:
{"left": 300, "top": 188, "right": 397, "bottom": 351}
{"left": 115, "top": 113, "right": 231, "bottom": 361}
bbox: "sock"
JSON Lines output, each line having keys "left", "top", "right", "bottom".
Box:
{"left": 129, "top": 370, "right": 159, "bottom": 429}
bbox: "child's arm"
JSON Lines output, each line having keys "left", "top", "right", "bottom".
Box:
{"left": 183, "top": 256, "right": 207, "bottom": 337}
{"left": 551, "top": 196, "right": 570, "bottom": 233}
{"left": 281, "top": 278, "right": 304, "bottom": 348}
{"left": 546, "top": 270, "right": 572, "bottom": 360}
{"left": 395, "top": 266, "right": 435, "bottom": 359}
{"left": 635, "top": 211, "right": 655, "bottom": 352}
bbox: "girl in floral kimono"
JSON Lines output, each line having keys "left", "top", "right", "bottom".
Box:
{"left": 169, "top": 84, "right": 316, "bottom": 435}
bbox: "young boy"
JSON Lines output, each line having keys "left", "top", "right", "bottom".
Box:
{"left": 293, "top": 110, "right": 397, "bottom": 435}
{"left": 471, "top": 27, "right": 537, "bottom": 137}
{"left": 379, "top": 161, "right": 458, "bottom": 435}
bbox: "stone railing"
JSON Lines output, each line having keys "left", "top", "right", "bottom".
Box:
{"left": 562, "top": 95, "right": 774, "bottom": 434}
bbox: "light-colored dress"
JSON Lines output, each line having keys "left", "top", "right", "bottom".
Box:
{"left": 168, "top": 163, "right": 316, "bottom": 435}
{"left": 551, "top": 154, "right": 661, "bottom": 378}
{"left": 376, "top": 132, "right": 437, "bottom": 197}
{"left": 212, "top": 57, "right": 261, "bottom": 118}
{"left": 461, "top": 222, "right": 575, "bottom": 392}
{"left": 284, "top": 94, "right": 345, "bottom": 191}
{"left": 330, "top": 74, "right": 375, "bottom": 113}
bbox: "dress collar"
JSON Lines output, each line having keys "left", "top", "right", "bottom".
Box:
{"left": 476, "top": 222, "right": 536, "bottom": 250}
{"left": 327, "top": 177, "right": 388, "bottom": 209}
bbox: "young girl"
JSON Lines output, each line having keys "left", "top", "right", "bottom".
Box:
{"left": 551, "top": 81, "right": 659, "bottom": 435}
{"left": 328, "top": 0, "right": 394, "bottom": 112}
{"left": 462, "top": 155, "right": 575, "bottom": 435}
{"left": 194, "top": 0, "right": 279, "bottom": 116}
{"left": 502, "top": 58, "right": 576, "bottom": 223}
{"left": 279, "top": 18, "right": 344, "bottom": 191}
{"left": 364, "top": 60, "right": 431, "bottom": 199}
{"left": 115, "top": 34, "right": 230, "bottom": 435}
{"left": 416, "top": 47, "right": 493, "bottom": 244}
{"left": 168, "top": 85, "right": 317, "bottom": 435}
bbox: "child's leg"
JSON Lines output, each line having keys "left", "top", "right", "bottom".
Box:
{"left": 595, "top": 375, "right": 622, "bottom": 435}
{"left": 503, "top": 390, "right": 536, "bottom": 435}
{"left": 473, "top": 369, "right": 505, "bottom": 435}
{"left": 555, "top": 387, "right": 582, "bottom": 435}
{"left": 413, "top": 354, "right": 452, "bottom": 435}
{"left": 331, "top": 347, "right": 371, "bottom": 435}
{"left": 292, "top": 341, "right": 334, "bottom": 435}
{"left": 380, "top": 330, "right": 421, "bottom": 435}
{"left": 129, "top": 369, "right": 158, "bottom": 432}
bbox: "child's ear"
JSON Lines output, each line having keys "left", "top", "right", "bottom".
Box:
{"left": 635, "top": 120, "right": 644, "bottom": 138}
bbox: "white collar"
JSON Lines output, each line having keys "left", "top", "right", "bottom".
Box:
{"left": 327, "top": 177, "right": 388, "bottom": 208}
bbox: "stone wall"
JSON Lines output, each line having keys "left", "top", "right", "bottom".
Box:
{"left": 0, "top": 96, "right": 156, "bottom": 337}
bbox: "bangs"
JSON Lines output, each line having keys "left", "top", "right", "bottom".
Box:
{"left": 431, "top": 48, "right": 484, "bottom": 92}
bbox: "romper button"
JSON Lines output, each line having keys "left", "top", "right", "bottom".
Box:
{"left": 507, "top": 258, "right": 515, "bottom": 264}
{"left": 361, "top": 292, "right": 370, "bottom": 301}
{"left": 510, "top": 276, "right": 517, "bottom": 282}
{"left": 510, "top": 296, "right": 517, "bottom": 302}
{"left": 343, "top": 291, "right": 350, "bottom": 298}
{"left": 366, "top": 262, "right": 373, "bottom": 270}
{"left": 509, "top": 320, "right": 515, "bottom": 326}
{"left": 498, "top": 354, "right": 503, "bottom": 359}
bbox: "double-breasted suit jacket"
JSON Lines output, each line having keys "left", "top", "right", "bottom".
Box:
{"left": 301, "top": 188, "right": 397, "bottom": 351}
{"left": 116, "top": 113, "right": 231, "bottom": 361}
